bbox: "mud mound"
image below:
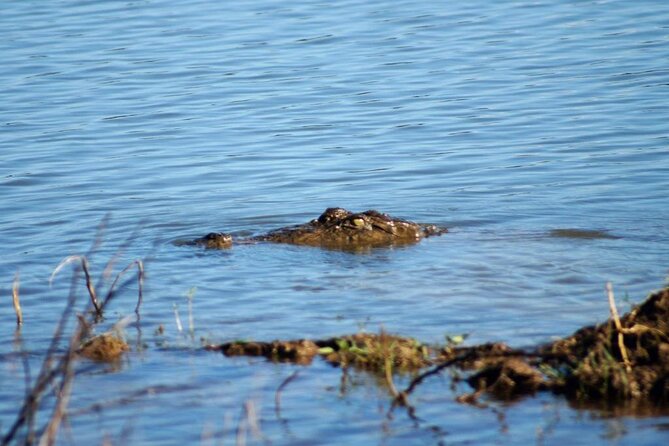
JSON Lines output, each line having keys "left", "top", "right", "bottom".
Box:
{"left": 318, "top": 332, "right": 431, "bottom": 371}
{"left": 445, "top": 288, "right": 669, "bottom": 408}
{"left": 78, "top": 333, "right": 129, "bottom": 362}
{"left": 212, "top": 339, "right": 320, "bottom": 365}
{"left": 207, "top": 332, "right": 430, "bottom": 372}
{"left": 541, "top": 287, "right": 669, "bottom": 404}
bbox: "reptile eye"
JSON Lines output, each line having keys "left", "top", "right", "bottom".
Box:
{"left": 352, "top": 218, "right": 365, "bottom": 227}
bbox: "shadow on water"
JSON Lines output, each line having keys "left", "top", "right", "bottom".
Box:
{"left": 549, "top": 229, "right": 621, "bottom": 240}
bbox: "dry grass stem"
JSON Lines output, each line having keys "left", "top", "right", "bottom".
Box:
{"left": 606, "top": 282, "right": 631, "bottom": 372}
{"left": 235, "top": 399, "right": 264, "bottom": 446}
{"left": 38, "top": 335, "right": 78, "bottom": 446}
{"left": 12, "top": 271, "right": 23, "bottom": 325}
{"left": 244, "top": 400, "right": 264, "bottom": 444}
{"left": 186, "top": 288, "right": 195, "bottom": 335}
{"left": 384, "top": 355, "right": 399, "bottom": 398}
{"left": 104, "top": 259, "right": 145, "bottom": 315}
{"left": 174, "top": 304, "right": 183, "bottom": 333}
{"left": 111, "top": 315, "right": 135, "bottom": 334}
{"left": 245, "top": 400, "right": 262, "bottom": 439}
{"left": 3, "top": 229, "right": 145, "bottom": 445}
{"left": 3, "top": 297, "right": 83, "bottom": 445}
{"left": 606, "top": 282, "right": 640, "bottom": 399}
{"left": 235, "top": 412, "right": 246, "bottom": 446}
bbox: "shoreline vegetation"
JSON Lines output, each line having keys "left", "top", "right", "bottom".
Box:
{"left": 2, "top": 222, "right": 144, "bottom": 446}
{"left": 205, "top": 285, "right": 669, "bottom": 415}
{"left": 3, "top": 242, "right": 668, "bottom": 443}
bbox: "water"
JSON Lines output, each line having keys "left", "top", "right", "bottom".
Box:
{"left": 1, "top": 0, "right": 669, "bottom": 444}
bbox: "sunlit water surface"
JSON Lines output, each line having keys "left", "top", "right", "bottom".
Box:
{"left": 1, "top": 1, "right": 669, "bottom": 444}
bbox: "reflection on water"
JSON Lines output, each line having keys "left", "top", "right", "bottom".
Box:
{"left": 1, "top": 0, "right": 669, "bottom": 444}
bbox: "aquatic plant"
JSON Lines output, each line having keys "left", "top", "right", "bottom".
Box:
{"left": 2, "top": 223, "right": 145, "bottom": 446}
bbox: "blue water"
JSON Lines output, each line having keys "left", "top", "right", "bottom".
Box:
{"left": 1, "top": 0, "right": 669, "bottom": 444}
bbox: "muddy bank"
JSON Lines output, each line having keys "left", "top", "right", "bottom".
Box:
{"left": 206, "top": 287, "right": 669, "bottom": 412}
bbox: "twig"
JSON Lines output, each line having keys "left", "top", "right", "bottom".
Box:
{"left": 96, "top": 216, "right": 141, "bottom": 290}
{"left": 12, "top": 271, "right": 23, "bottom": 325}
{"left": 2, "top": 267, "right": 81, "bottom": 445}
{"left": 134, "top": 260, "right": 144, "bottom": 315}
{"left": 3, "top": 220, "right": 147, "bottom": 446}
{"left": 38, "top": 322, "right": 83, "bottom": 446}
{"left": 76, "top": 314, "right": 92, "bottom": 341}
{"left": 103, "top": 259, "right": 144, "bottom": 314}
{"left": 51, "top": 256, "right": 101, "bottom": 314}
{"left": 31, "top": 278, "right": 138, "bottom": 445}
{"left": 389, "top": 347, "right": 538, "bottom": 418}
{"left": 275, "top": 371, "right": 300, "bottom": 419}
{"left": 392, "top": 350, "right": 477, "bottom": 412}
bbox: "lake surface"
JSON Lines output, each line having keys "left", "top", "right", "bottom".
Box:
{"left": 1, "top": 0, "right": 669, "bottom": 444}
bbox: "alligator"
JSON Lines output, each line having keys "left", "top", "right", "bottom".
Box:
{"left": 184, "top": 207, "right": 446, "bottom": 251}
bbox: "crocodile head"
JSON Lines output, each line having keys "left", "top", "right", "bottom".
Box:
{"left": 260, "top": 208, "right": 446, "bottom": 250}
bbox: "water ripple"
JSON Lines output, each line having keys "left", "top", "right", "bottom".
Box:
{"left": 1, "top": 0, "right": 669, "bottom": 444}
